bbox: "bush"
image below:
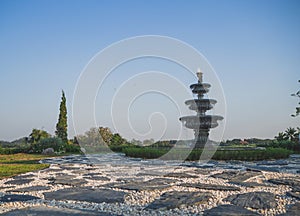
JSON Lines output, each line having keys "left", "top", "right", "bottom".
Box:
{"left": 259, "top": 140, "right": 300, "bottom": 152}
{"left": 123, "top": 146, "right": 167, "bottom": 159}
{"left": 30, "top": 137, "right": 65, "bottom": 153}
{"left": 65, "top": 144, "right": 81, "bottom": 153}
{"left": 0, "top": 147, "right": 19, "bottom": 154}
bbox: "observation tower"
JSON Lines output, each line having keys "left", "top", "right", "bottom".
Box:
{"left": 179, "top": 70, "right": 223, "bottom": 148}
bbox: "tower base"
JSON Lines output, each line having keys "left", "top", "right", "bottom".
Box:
{"left": 194, "top": 129, "right": 209, "bottom": 148}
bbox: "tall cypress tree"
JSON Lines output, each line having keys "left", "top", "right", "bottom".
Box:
{"left": 55, "top": 90, "right": 68, "bottom": 144}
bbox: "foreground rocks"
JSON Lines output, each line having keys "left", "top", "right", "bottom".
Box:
{"left": 0, "top": 154, "right": 299, "bottom": 216}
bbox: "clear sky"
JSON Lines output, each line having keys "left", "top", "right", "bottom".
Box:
{"left": 1, "top": 0, "right": 299, "bottom": 141}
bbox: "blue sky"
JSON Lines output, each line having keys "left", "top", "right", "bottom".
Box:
{"left": 0, "top": 0, "right": 299, "bottom": 141}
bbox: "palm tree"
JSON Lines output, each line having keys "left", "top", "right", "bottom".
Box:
{"left": 275, "top": 132, "right": 287, "bottom": 141}
{"left": 296, "top": 127, "right": 300, "bottom": 143}
{"left": 29, "top": 129, "right": 50, "bottom": 144}
{"left": 285, "top": 127, "right": 297, "bottom": 141}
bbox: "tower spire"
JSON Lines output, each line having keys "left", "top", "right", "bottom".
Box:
{"left": 196, "top": 68, "right": 203, "bottom": 83}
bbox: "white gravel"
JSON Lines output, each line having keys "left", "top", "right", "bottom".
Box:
{"left": 0, "top": 162, "right": 299, "bottom": 215}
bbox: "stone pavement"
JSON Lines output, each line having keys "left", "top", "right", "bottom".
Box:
{"left": 0, "top": 154, "right": 299, "bottom": 215}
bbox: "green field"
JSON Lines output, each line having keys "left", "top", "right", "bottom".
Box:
{"left": 0, "top": 153, "right": 50, "bottom": 179}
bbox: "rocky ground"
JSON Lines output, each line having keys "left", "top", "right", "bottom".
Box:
{"left": 0, "top": 155, "right": 299, "bottom": 216}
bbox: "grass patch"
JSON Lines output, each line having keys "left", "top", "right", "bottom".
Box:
{"left": 0, "top": 164, "right": 49, "bottom": 179}
{"left": 0, "top": 153, "right": 51, "bottom": 179}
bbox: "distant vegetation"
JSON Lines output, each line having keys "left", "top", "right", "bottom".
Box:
{"left": 1, "top": 124, "right": 299, "bottom": 161}
{"left": 0, "top": 125, "right": 299, "bottom": 161}
{"left": 0, "top": 88, "right": 299, "bottom": 162}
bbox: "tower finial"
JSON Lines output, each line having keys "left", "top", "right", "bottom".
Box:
{"left": 196, "top": 68, "right": 203, "bottom": 83}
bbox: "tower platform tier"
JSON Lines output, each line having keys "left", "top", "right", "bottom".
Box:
{"left": 185, "top": 99, "right": 217, "bottom": 111}
{"left": 179, "top": 115, "right": 223, "bottom": 129}
{"left": 190, "top": 83, "right": 211, "bottom": 94}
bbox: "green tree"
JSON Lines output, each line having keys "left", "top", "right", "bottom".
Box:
{"left": 28, "top": 129, "right": 50, "bottom": 144}
{"left": 131, "top": 138, "right": 142, "bottom": 146}
{"left": 275, "top": 132, "right": 287, "bottom": 142}
{"left": 291, "top": 80, "right": 300, "bottom": 117}
{"left": 110, "top": 133, "right": 126, "bottom": 146}
{"left": 99, "top": 127, "right": 113, "bottom": 145}
{"left": 55, "top": 90, "right": 68, "bottom": 144}
{"left": 285, "top": 127, "right": 297, "bottom": 141}
{"left": 77, "top": 127, "right": 104, "bottom": 147}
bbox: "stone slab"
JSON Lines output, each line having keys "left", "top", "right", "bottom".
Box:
{"left": 83, "top": 173, "right": 103, "bottom": 177}
{"left": 1, "top": 206, "right": 117, "bottom": 216}
{"left": 44, "top": 187, "right": 126, "bottom": 203}
{"left": 0, "top": 186, "right": 14, "bottom": 190}
{"left": 0, "top": 194, "right": 40, "bottom": 203}
{"left": 105, "top": 178, "right": 177, "bottom": 191}
{"left": 287, "top": 191, "right": 300, "bottom": 200}
{"left": 191, "top": 169, "right": 212, "bottom": 175}
{"left": 269, "top": 178, "right": 300, "bottom": 187}
{"left": 136, "top": 172, "right": 165, "bottom": 177}
{"left": 49, "top": 175, "right": 87, "bottom": 186}
{"left": 146, "top": 191, "right": 212, "bottom": 210}
{"left": 9, "top": 186, "right": 51, "bottom": 192}
{"left": 115, "top": 177, "right": 144, "bottom": 183}
{"left": 211, "top": 171, "right": 238, "bottom": 179}
{"left": 224, "top": 192, "right": 277, "bottom": 209}
{"left": 4, "top": 179, "right": 34, "bottom": 185}
{"left": 12, "top": 174, "right": 35, "bottom": 179}
{"left": 229, "top": 172, "right": 261, "bottom": 183}
{"left": 163, "top": 172, "right": 198, "bottom": 178}
{"left": 212, "top": 171, "right": 261, "bottom": 182}
{"left": 180, "top": 183, "right": 240, "bottom": 191}
{"left": 229, "top": 181, "right": 271, "bottom": 188}
{"left": 203, "top": 204, "right": 260, "bottom": 216}
{"left": 84, "top": 176, "right": 110, "bottom": 181}
{"left": 281, "top": 202, "right": 300, "bottom": 216}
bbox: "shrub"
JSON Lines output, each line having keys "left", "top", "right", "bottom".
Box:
{"left": 261, "top": 140, "right": 300, "bottom": 152}
{"left": 30, "top": 137, "right": 65, "bottom": 153}
{"left": 65, "top": 144, "right": 82, "bottom": 153}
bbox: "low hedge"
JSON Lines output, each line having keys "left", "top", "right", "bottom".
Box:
{"left": 122, "top": 147, "right": 292, "bottom": 161}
